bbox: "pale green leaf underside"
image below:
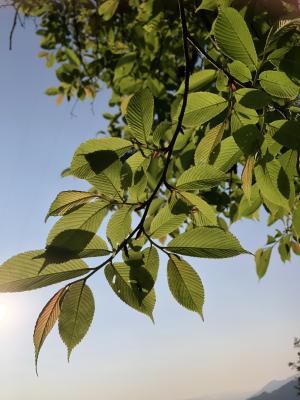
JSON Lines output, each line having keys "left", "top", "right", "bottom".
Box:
{"left": 165, "top": 227, "right": 248, "bottom": 258}
{"left": 59, "top": 282, "right": 95, "bottom": 359}
{"left": 0, "top": 251, "right": 89, "bottom": 292}
{"left": 167, "top": 255, "right": 204, "bottom": 318}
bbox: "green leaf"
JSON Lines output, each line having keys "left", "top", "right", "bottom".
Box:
{"left": 228, "top": 61, "right": 252, "bottom": 83}
{"left": 167, "top": 255, "right": 205, "bottom": 319}
{"left": 177, "top": 70, "right": 217, "bottom": 94}
{"left": 278, "top": 47, "right": 300, "bottom": 84}
{"left": 46, "top": 201, "right": 108, "bottom": 255}
{"left": 233, "top": 125, "right": 263, "bottom": 156}
{"left": 254, "top": 160, "right": 290, "bottom": 211}
{"left": 210, "top": 136, "right": 242, "bottom": 172}
{"left": 98, "top": 0, "right": 119, "bottom": 21}
{"left": 59, "top": 282, "right": 95, "bottom": 359}
{"left": 293, "top": 204, "right": 300, "bottom": 238}
{"left": 149, "top": 203, "right": 186, "bottom": 239}
{"left": 181, "top": 92, "right": 228, "bottom": 128}
{"left": 255, "top": 247, "right": 272, "bottom": 279}
{"left": 234, "top": 88, "right": 271, "bottom": 109}
{"left": 0, "top": 251, "right": 89, "bottom": 292}
{"left": 194, "top": 123, "right": 225, "bottom": 165}
{"left": 176, "top": 163, "right": 227, "bottom": 191}
{"left": 65, "top": 48, "right": 81, "bottom": 67}
{"left": 46, "top": 191, "right": 99, "bottom": 221}
{"left": 165, "top": 227, "right": 248, "bottom": 258}
{"left": 106, "top": 205, "right": 132, "bottom": 249}
{"left": 87, "top": 154, "right": 123, "bottom": 200}
{"left": 70, "top": 138, "right": 133, "bottom": 179}
{"left": 179, "top": 191, "right": 217, "bottom": 226}
{"left": 214, "top": 7, "right": 258, "bottom": 69}
{"left": 270, "top": 120, "right": 300, "bottom": 151}
{"left": 105, "top": 262, "right": 155, "bottom": 320}
{"left": 259, "top": 71, "right": 299, "bottom": 99}
{"left": 34, "top": 287, "right": 66, "bottom": 368}
{"left": 126, "top": 88, "right": 154, "bottom": 144}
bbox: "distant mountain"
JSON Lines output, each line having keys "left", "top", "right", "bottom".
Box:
{"left": 254, "top": 375, "right": 296, "bottom": 396}
{"left": 247, "top": 379, "right": 299, "bottom": 400}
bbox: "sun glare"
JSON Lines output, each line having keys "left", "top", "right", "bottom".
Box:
{"left": 0, "top": 303, "right": 8, "bottom": 322}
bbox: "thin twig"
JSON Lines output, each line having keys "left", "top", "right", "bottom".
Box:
{"left": 187, "top": 34, "right": 251, "bottom": 88}
{"left": 9, "top": 7, "right": 18, "bottom": 50}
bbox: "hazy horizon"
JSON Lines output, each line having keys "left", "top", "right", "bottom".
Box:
{"left": 0, "top": 8, "right": 299, "bottom": 400}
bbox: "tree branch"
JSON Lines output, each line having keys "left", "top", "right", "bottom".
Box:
{"left": 69, "top": 0, "right": 191, "bottom": 286}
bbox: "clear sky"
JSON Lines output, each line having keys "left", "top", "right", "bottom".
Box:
{"left": 0, "top": 8, "right": 299, "bottom": 400}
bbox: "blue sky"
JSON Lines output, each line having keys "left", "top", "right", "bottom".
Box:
{"left": 0, "top": 8, "right": 299, "bottom": 400}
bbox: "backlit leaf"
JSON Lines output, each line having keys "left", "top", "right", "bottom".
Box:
{"left": 176, "top": 163, "right": 227, "bottom": 191}
{"left": 0, "top": 251, "right": 89, "bottom": 292}
{"left": 59, "top": 282, "right": 95, "bottom": 359}
{"left": 34, "top": 287, "right": 66, "bottom": 368}
{"left": 214, "top": 7, "right": 258, "bottom": 69}
{"left": 167, "top": 255, "right": 205, "bottom": 318}
{"left": 165, "top": 227, "right": 248, "bottom": 258}
{"left": 126, "top": 88, "right": 154, "bottom": 144}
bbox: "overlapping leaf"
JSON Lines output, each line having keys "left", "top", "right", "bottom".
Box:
{"left": 0, "top": 251, "right": 89, "bottom": 292}
{"left": 176, "top": 162, "right": 227, "bottom": 191}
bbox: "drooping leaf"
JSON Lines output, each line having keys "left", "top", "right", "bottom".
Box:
{"left": 0, "top": 251, "right": 89, "bottom": 292}
{"left": 242, "top": 156, "right": 254, "bottom": 200}
{"left": 214, "top": 7, "right": 258, "bottom": 69}
{"left": 126, "top": 88, "right": 154, "bottom": 144}
{"left": 34, "top": 287, "right": 66, "bottom": 368}
{"left": 176, "top": 162, "right": 227, "bottom": 191}
{"left": 46, "top": 191, "right": 99, "bottom": 221}
{"left": 259, "top": 71, "right": 299, "bottom": 99}
{"left": 255, "top": 160, "right": 290, "bottom": 211}
{"left": 105, "top": 262, "right": 155, "bottom": 320}
{"left": 181, "top": 92, "right": 228, "bottom": 128}
{"left": 255, "top": 247, "right": 272, "bottom": 279}
{"left": 167, "top": 255, "right": 205, "bottom": 319}
{"left": 165, "top": 227, "right": 248, "bottom": 258}
{"left": 59, "top": 282, "right": 95, "bottom": 359}
{"left": 106, "top": 205, "right": 132, "bottom": 249}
